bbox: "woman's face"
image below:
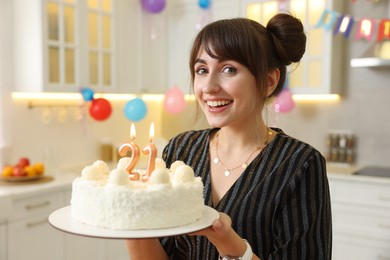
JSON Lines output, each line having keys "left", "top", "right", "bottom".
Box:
{"left": 193, "top": 48, "right": 262, "bottom": 129}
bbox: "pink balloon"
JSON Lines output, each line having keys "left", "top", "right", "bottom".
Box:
{"left": 274, "top": 89, "right": 295, "bottom": 113}
{"left": 164, "top": 87, "right": 186, "bottom": 114}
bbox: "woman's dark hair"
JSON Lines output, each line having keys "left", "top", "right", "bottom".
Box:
{"left": 189, "top": 13, "right": 306, "bottom": 98}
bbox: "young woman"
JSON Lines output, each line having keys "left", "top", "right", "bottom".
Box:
{"left": 127, "top": 13, "right": 332, "bottom": 260}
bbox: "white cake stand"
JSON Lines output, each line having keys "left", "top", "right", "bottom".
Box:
{"left": 48, "top": 206, "right": 219, "bottom": 239}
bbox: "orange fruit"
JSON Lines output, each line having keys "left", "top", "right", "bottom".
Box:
{"left": 33, "top": 163, "right": 45, "bottom": 175}
{"left": 1, "top": 166, "right": 13, "bottom": 177}
{"left": 24, "top": 166, "right": 37, "bottom": 177}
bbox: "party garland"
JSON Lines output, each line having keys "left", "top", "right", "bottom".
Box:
{"left": 316, "top": 9, "right": 390, "bottom": 42}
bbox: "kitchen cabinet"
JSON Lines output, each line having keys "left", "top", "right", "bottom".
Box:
{"left": 166, "top": 0, "right": 241, "bottom": 93}
{"left": 2, "top": 180, "right": 128, "bottom": 260}
{"left": 62, "top": 189, "right": 129, "bottom": 260}
{"left": 7, "top": 190, "right": 65, "bottom": 260}
{"left": 243, "top": 0, "right": 344, "bottom": 95}
{"left": 329, "top": 175, "right": 390, "bottom": 260}
{"left": 13, "top": 0, "right": 118, "bottom": 93}
{"left": 0, "top": 221, "right": 6, "bottom": 260}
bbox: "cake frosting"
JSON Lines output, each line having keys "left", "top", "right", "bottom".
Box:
{"left": 70, "top": 158, "right": 204, "bottom": 230}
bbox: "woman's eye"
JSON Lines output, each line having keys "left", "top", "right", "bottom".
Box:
{"left": 223, "top": 66, "right": 237, "bottom": 74}
{"left": 196, "top": 68, "right": 208, "bottom": 75}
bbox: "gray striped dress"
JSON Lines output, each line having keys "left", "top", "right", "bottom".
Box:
{"left": 160, "top": 128, "right": 332, "bottom": 260}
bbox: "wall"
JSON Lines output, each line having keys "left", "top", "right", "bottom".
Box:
{"left": 267, "top": 0, "right": 390, "bottom": 168}
{"left": 0, "top": 0, "right": 13, "bottom": 167}
{"left": 3, "top": 0, "right": 390, "bottom": 172}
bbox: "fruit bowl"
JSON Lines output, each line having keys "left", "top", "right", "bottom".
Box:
{"left": 0, "top": 175, "right": 44, "bottom": 182}
{"left": 1, "top": 157, "right": 45, "bottom": 182}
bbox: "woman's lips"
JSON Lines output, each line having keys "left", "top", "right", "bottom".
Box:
{"left": 205, "top": 100, "right": 232, "bottom": 112}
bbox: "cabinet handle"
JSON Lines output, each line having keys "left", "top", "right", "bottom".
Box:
{"left": 25, "top": 201, "right": 50, "bottom": 210}
{"left": 26, "top": 219, "right": 47, "bottom": 228}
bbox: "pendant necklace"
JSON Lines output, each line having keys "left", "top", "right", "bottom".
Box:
{"left": 213, "top": 128, "right": 273, "bottom": 177}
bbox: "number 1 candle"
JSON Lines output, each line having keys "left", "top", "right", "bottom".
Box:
{"left": 142, "top": 122, "right": 157, "bottom": 178}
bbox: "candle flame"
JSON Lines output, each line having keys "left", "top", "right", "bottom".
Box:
{"left": 149, "top": 122, "right": 155, "bottom": 143}
{"left": 130, "top": 123, "right": 136, "bottom": 141}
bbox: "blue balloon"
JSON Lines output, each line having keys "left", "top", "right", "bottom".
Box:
{"left": 81, "top": 88, "right": 94, "bottom": 101}
{"left": 198, "top": 0, "right": 211, "bottom": 9}
{"left": 124, "top": 98, "right": 147, "bottom": 122}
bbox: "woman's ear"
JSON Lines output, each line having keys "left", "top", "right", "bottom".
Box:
{"left": 266, "top": 68, "right": 280, "bottom": 98}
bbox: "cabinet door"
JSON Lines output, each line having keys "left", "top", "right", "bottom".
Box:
{"left": 62, "top": 189, "right": 107, "bottom": 260}
{"left": 0, "top": 223, "right": 6, "bottom": 260}
{"left": 106, "top": 240, "right": 129, "bottom": 260}
{"left": 167, "top": 0, "right": 241, "bottom": 93}
{"left": 64, "top": 234, "right": 106, "bottom": 260}
{"left": 44, "top": 0, "right": 78, "bottom": 90}
{"left": 8, "top": 213, "right": 64, "bottom": 260}
{"left": 333, "top": 231, "right": 390, "bottom": 260}
{"left": 243, "top": 0, "right": 343, "bottom": 95}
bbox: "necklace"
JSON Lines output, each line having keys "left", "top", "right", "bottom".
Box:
{"left": 213, "top": 128, "right": 273, "bottom": 177}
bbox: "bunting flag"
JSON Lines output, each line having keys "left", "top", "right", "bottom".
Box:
{"left": 377, "top": 19, "right": 390, "bottom": 41}
{"left": 355, "top": 18, "right": 375, "bottom": 41}
{"left": 316, "top": 9, "right": 338, "bottom": 31}
{"left": 333, "top": 15, "right": 354, "bottom": 37}
{"left": 316, "top": 8, "right": 389, "bottom": 43}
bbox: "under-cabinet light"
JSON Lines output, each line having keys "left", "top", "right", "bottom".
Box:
{"left": 11, "top": 92, "right": 165, "bottom": 101}
{"left": 12, "top": 92, "right": 340, "bottom": 103}
{"left": 292, "top": 94, "right": 340, "bottom": 102}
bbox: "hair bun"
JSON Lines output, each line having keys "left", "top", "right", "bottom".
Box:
{"left": 266, "top": 13, "right": 306, "bottom": 65}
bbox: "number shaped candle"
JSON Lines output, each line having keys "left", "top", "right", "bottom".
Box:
{"left": 118, "top": 123, "right": 140, "bottom": 180}
{"left": 142, "top": 122, "right": 157, "bottom": 179}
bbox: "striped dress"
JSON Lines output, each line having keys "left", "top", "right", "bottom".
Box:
{"left": 160, "top": 128, "right": 332, "bottom": 260}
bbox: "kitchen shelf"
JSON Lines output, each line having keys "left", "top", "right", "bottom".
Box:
{"left": 350, "top": 57, "right": 390, "bottom": 68}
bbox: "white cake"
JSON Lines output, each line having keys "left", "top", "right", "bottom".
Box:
{"left": 70, "top": 158, "right": 204, "bottom": 230}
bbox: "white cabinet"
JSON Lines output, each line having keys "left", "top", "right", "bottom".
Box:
{"left": 7, "top": 191, "right": 65, "bottom": 260}
{"left": 0, "top": 221, "right": 6, "bottom": 260}
{"left": 62, "top": 189, "right": 129, "bottom": 260}
{"left": 4, "top": 186, "right": 129, "bottom": 260}
{"left": 329, "top": 176, "right": 390, "bottom": 260}
{"left": 243, "top": 0, "right": 343, "bottom": 95}
{"left": 13, "top": 0, "right": 118, "bottom": 93}
{"left": 166, "top": 0, "right": 241, "bottom": 93}
{"left": 8, "top": 213, "right": 64, "bottom": 260}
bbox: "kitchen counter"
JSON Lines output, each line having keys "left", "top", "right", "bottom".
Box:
{"left": 327, "top": 164, "right": 390, "bottom": 185}
{"left": 0, "top": 171, "right": 77, "bottom": 198}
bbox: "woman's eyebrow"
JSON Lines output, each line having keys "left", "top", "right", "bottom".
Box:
{"left": 194, "top": 58, "right": 207, "bottom": 65}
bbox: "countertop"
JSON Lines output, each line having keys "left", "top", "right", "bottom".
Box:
{"left": 327, "top": 164, "right": 390, "bottom": 184}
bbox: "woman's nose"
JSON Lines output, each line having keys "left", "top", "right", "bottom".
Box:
{"left": 201, "top": 74, "right": 220, "bottom": 94}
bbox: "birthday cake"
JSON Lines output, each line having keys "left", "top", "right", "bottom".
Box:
{"left": 70, "top": 158, "right": 204, "bottom": 230}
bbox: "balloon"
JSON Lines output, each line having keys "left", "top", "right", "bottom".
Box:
{"left": 124, "top": 98, "right": 147, "bottom": 122}
{"left": 89, "top": 98, "right": 112, "bottom": 121}
{"left": 198, "top": 0, "right": 211, "bottom": 9}
{"left": 141, "top": 0, "right": 166, "bottom": 14}
{"left": 81, "top": 88, "right": 94, "bottom": 101}
{"left": 164, "top": 87, "right": 186, "bottom": 114}
{"left": 274, "top": 89, "right": 295, "bottom": 113}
